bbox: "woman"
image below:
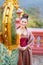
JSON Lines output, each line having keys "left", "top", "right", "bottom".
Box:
{"left": 17, "top": 14, "right": 34, "bottom": 65}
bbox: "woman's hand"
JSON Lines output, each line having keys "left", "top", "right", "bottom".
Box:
{"left": 22, "top": 46, "right": 27, "bottom": 51}
{"left": 19, "top": 46, "right": 27, "bottom": 51}
{"left": 26, "top": 44, "right": 31, "bottom": 49}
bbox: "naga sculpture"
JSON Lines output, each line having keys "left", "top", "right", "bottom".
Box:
{"left": 0, "top": 0, "right": 20, "bottom": 50}
{"left": 0, "top": 0, "right": 21, "bottom": 65}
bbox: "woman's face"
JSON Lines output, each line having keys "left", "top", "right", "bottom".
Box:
{"left": 20, "top": 18, "right": 27, "bottom": 27}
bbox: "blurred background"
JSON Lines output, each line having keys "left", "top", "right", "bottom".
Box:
{"left": 0, "top": 0, "right": 43, "bottom": 28}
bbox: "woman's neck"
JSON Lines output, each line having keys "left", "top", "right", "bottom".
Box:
{"left": 20, "top": 26, "right": 25, "bottom": 29}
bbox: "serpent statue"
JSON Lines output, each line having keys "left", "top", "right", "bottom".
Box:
{"left": 0, "top": 0, "right": 21, "bottom": 65}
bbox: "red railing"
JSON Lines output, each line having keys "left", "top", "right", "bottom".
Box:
{"left": 32, "top": 31, "right": 43, "bottom": 55}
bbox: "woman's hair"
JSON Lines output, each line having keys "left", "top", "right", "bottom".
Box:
{"left": 21, "top": 14, "right": 29, "bottom": 20}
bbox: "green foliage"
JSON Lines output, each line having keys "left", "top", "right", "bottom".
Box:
{"left": 24, "top": 7, "right": 43, "bottom": 28}
{"left": 27, "top": 18, "right": 36, "bottom": 28}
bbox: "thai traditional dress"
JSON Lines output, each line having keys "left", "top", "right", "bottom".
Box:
{"left": 17, "top": 27, "right": 34, "bottom": 65}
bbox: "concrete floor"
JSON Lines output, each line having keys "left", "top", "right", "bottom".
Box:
{"left": 32, "top": 55, "right": 43, "bottom": 65}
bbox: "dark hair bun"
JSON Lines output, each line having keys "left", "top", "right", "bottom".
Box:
{"left": 22, "top": 14, "right": 29, "bottom": 19}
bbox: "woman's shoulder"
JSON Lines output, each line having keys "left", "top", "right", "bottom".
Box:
{"left": 27, "top": 28, "right": 32, "bottom": 35}
{"left": 16, "top": 26, "right": 21, "bottom": 34}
